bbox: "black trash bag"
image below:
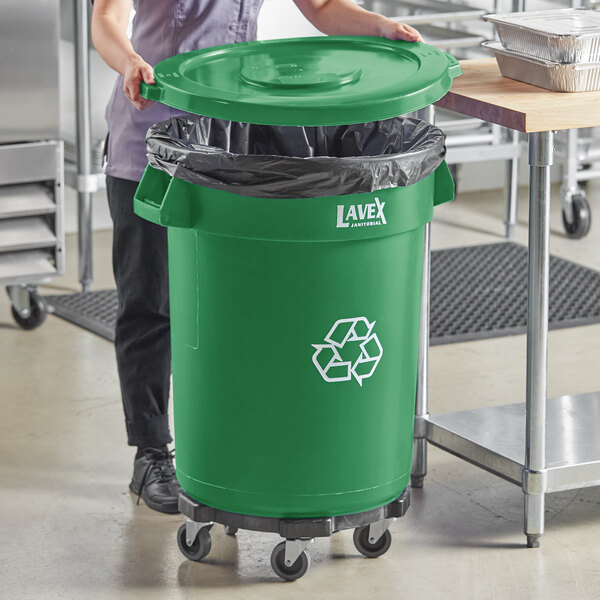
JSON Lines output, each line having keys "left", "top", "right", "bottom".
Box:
{"left": 146, "top": 115, "right": 446, "bottom": 199}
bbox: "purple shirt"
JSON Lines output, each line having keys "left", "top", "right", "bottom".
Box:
{"left": 105, "top": 0, "right": 265, "bottom": 182}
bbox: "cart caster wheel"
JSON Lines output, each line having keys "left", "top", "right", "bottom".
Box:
{"left": 353, "top": 526, "right": 392, "bottom": 558}
{"left": 9, "top": 290, "right": 47, "bottom": 330}
{"left": 177, "top": 523, "right": 212, "bottom": 561}
{"left": 270, "top": 541, "right": 311, "bottom": 581}
{"left": 411, "top": 474, "right": 424, "bottom": 488}
{"left": 562, "top": 193, "right": 591, "bottom": 239}
{"left": 224, "top": 525, "right": 238, "bottom": 536}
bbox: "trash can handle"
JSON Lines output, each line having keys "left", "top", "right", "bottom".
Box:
{"left": 134, "top": 192, "right": 163, "bottom": 225}
{"left": 134, "top": 166, "right": 193, "bottom": 228}
{"left": 433, "top": 161, "right": 455, "bottom": 207}
{"left": 140, "top": 80, "right": 162, "bottom": 102}
{"left": 444, "top": 53, "right": 462, "bottom": 79}
{"left": 134, "top": 166, "right": 169, "bottom": 225}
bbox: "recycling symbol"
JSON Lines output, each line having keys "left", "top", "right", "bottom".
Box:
{"left": 312, "top": 317, "right": 383, "bottom": 386}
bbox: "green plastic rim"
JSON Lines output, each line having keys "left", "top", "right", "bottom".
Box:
{"left": 140, "top": 36, "right": 461, "bottom": 126}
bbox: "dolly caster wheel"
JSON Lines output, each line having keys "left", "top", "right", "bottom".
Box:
{"left": 7, "top": 287, "right": 47, "bottom": 330}
{"left": 177, "top": 523, "right": 212, "bottom": 561}
{"left": 270, "top": 541, "right": 311, "bottom": 581}
{"left": 353, "top": 525, "right": 392, "bottom": 558}
{"left": 224, "top": 525, "right": 238, "bottom": 536}
{"left": 562, "top": 192, "right": 591, "bottom": 239}
{"left": 411, "top": 474, "right": 424, "bottom": 488}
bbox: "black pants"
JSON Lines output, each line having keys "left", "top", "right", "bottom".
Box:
{"left": 106, "top": 175, "right": 172, "bottom": 448}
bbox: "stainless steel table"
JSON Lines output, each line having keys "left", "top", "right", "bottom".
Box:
{"left": 414, "top": 59, "right": 600, "bottom": 548}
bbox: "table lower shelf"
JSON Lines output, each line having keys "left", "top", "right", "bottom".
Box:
{"left": 426, "top": 391, "right": 600, "bottom": 493}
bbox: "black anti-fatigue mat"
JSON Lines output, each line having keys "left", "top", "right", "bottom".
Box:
{"left": 46, "top": 289, "right": 117, "bottom": 342}
{"left": 46, "top": 242, "right": 600, "bottom": 345}
{"left": 430, "top": 242, "right": 600, "bottom": 344}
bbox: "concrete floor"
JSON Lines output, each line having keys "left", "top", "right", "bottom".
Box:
{"left": 1, "top": 181, "right": 600, "bottom": 599}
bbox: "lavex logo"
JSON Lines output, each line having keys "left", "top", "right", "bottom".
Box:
{"left": 336, "top": 197, "right": 386, "bottom": 229}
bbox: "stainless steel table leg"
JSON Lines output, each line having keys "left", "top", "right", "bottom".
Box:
{"left": 412, "top": 105, "right": 435, "bottom": 489}
{"left": 74, "top": 0, "right": 94, "bottom": 292}
{"left": 524, "top": 131, "right": 553, "bottom": 548}
{"left": 505, "top": 129, "right": 519, "bottom": 240}
{"left": 416, "top": 106, "right": 435, "bottom": 125}
{"left": 77, "top": 191, "right": 93, "bottom": 292}
{"left": 412, "top": 222, "right": 431, "bottom": 488}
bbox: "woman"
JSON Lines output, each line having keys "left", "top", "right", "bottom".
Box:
{"left": 92, "top": 0, "right": 421, "bottom": 514}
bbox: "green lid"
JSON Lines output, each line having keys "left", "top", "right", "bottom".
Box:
{"left": 141, "top": 36, "right": 461, "bottom": 126}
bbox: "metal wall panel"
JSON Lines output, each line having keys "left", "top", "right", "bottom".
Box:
{"left": 0, "top": 0, "right": 60, "bottom": 143}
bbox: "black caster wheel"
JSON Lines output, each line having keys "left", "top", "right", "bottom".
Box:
{"left": 270, "top": 541, "right": 311, "bottom": 581}
{"left": 353, "top": 526, "right": 392, "bottom": 558}
{"left": 562, "top": 193, "right": 591, "bottom": 239}
{"left": 224, "top": 525, "right": 238, "bottom": 536}
{"left": 10, "top": 291, "right": 47, "bottom": 330}
{"left": 177, "top": 523, "right": 212, "bottom": 561}
{"left": 410, "top": 474, "right": 424, "bottom": 489}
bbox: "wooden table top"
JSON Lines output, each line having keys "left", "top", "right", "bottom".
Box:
{"left": 435, "top": 59, "right": 600, "bottom": 133}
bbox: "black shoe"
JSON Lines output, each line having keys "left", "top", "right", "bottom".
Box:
{"left": 129, "top": 447, "right": 182, "bottom": 514}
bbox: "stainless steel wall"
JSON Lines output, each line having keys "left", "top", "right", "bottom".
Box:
{"left": 0, "top": 0, "right": 60, "bottom": 143}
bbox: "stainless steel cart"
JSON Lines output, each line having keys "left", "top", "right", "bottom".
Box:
{"left": 0, "top": 0, "right": 65, "bottom": 329}
{"left": 0, "top": 142, "right": 65, "bottom": 329}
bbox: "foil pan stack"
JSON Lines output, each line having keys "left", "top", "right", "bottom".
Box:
{"left": 482, "top": 8, "right": 600, "bottom": 92}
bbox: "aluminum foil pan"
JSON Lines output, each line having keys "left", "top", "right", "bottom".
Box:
{"left": 483, "top": 41, "right": 600, "bottom": 92}
{"left": 484, "top": 9, "right": 600, "bottom": 63}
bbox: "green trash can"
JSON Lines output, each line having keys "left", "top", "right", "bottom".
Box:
{"left": 133, "top": 36, "right": 460, "bottom": 580}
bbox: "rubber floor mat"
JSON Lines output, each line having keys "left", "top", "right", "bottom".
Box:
{"left": 429, "top": 242, "right": 600, "bottom": 345}
{"left": 45, "top": 289, "right": 117, "bottom": 342}
{"left": 45, "top": 242, "right": 600, "bottom": 345}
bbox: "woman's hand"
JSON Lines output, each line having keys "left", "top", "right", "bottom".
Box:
{"left": 123, "top": 56, "right": 156, "bottom": 110}
{"left": 378, "top": 19, "right": 423, "bottom": 42}
{"left": 92, "top": 0, "right": 157, "bottom": 110}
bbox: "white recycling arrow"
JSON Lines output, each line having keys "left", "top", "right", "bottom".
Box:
{"left": 312, "top": 317, "right": 383, "bottom": 386}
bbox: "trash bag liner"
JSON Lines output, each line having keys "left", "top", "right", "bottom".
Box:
{"left": 146, "top": 115, "right": 446, "bottom": 199}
